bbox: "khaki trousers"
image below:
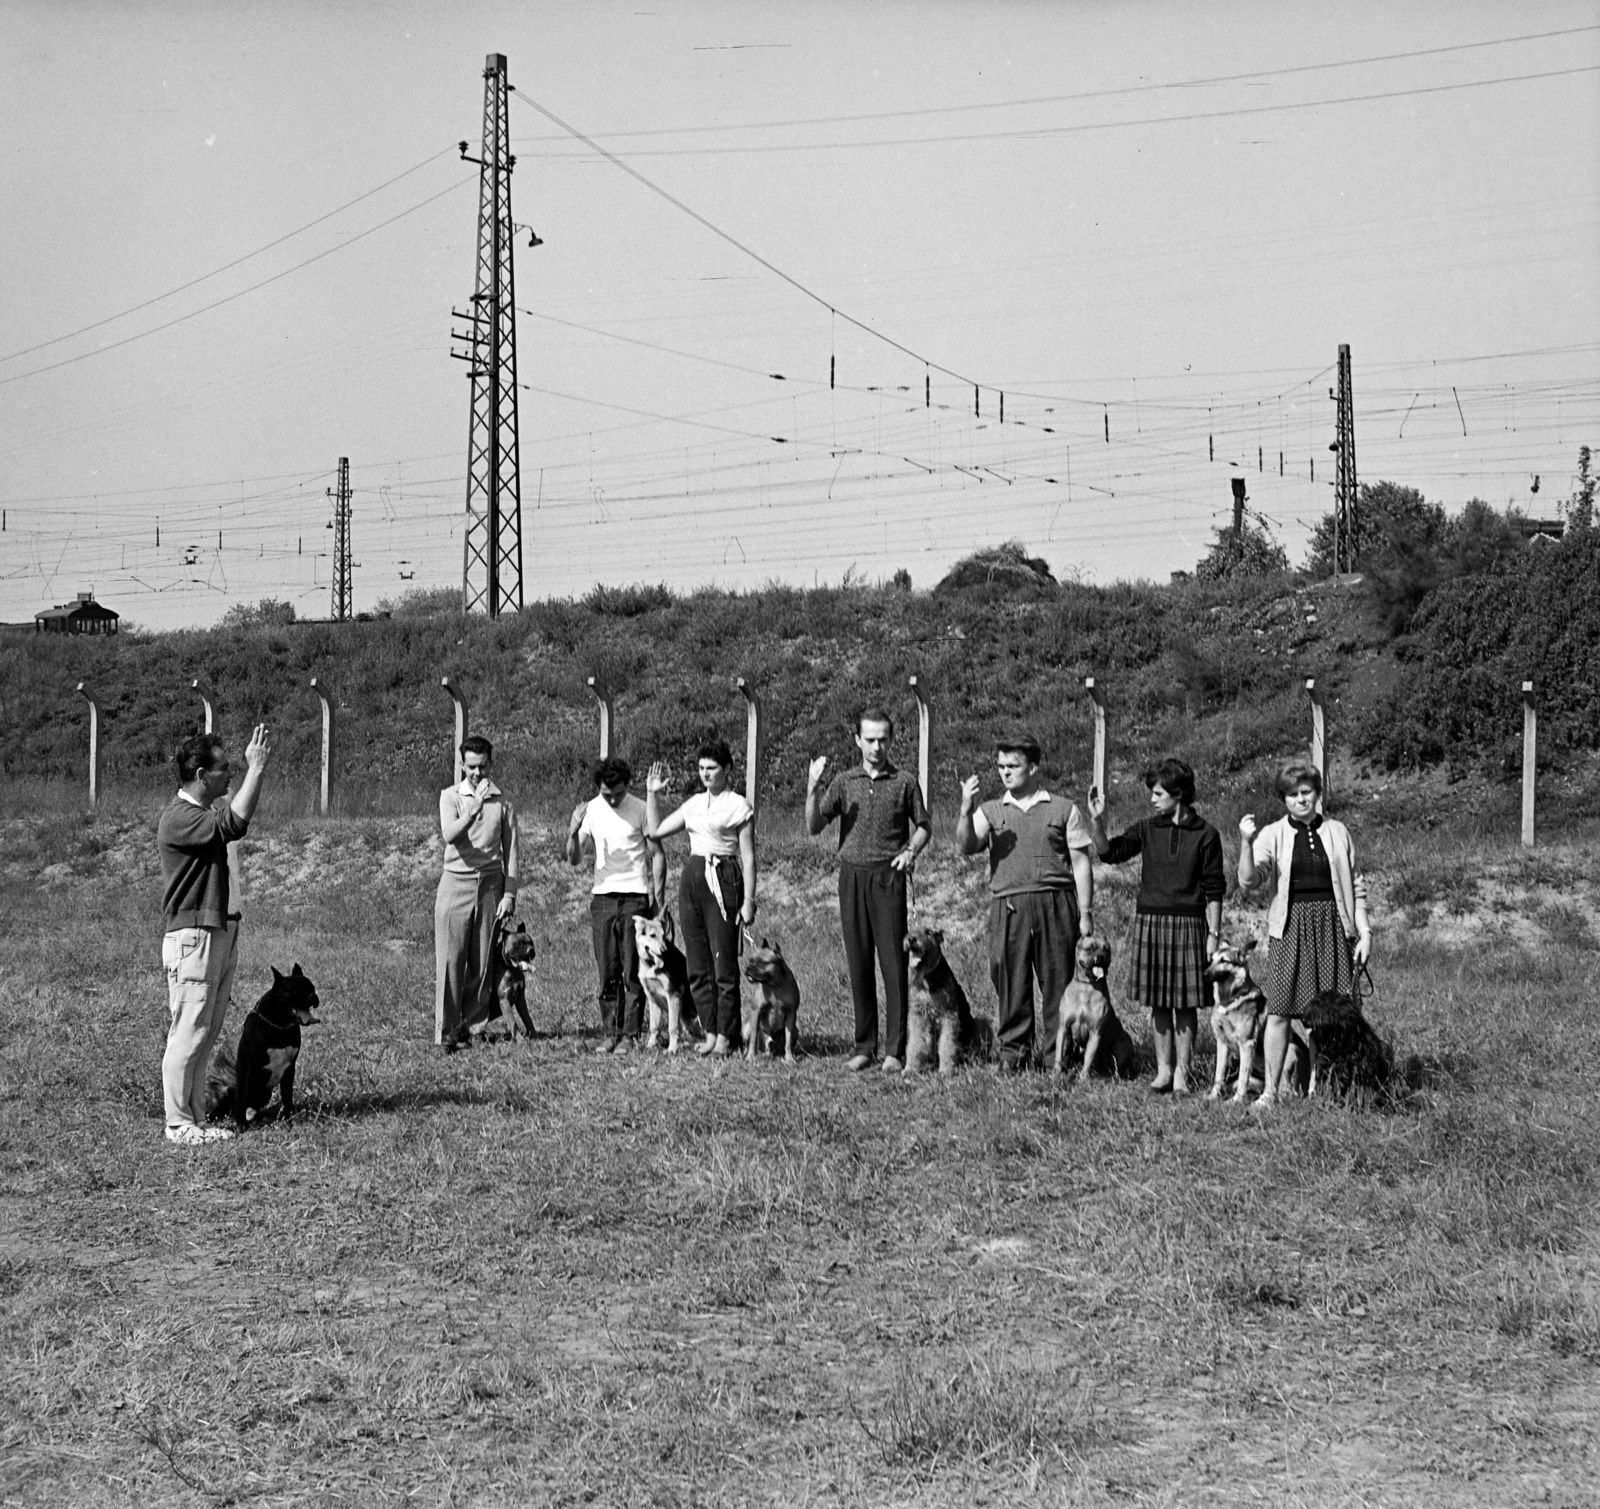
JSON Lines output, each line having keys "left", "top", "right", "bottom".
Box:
{"left": 161, "top": 921, "right": 239, "bottom": 1128}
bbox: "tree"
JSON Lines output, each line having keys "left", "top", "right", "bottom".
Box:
{"left": 219, "top": 597, "right": 296, "bottom": 628}
{"left": 1567, "top": 445, "right": 1595, "bottom": 534}
{"left": 1304, "top": 482, "right": 1447, "bottom": 577}
{"left": 1193, "top": 518, "right": 1288, "bottom": 580}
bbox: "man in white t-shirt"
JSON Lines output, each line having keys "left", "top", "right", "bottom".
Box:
{"left": 566, "top": 757, "right": 665, "bottom": 1053}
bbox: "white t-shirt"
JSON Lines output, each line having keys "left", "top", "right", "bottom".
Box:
{"left": 681, "top": 789, "right": 754, "bottom": 857}
{"left": 579, "top": 792, "right": 650, "bottom": 894}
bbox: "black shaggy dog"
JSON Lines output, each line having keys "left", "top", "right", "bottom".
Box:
{"left": 1300, "top": 988, "right": 1392, "bottom": 1100}
{"left": 206, "top": 965, "right": 321, "bottom": 1130}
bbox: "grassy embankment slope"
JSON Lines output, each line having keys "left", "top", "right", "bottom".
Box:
{"left": 3, "top": 564, "right": 1599, "bottom": 1505}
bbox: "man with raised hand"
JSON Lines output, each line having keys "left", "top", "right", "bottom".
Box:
{"left": 435, "top": 734, "right": 520, "bottom": 1052}
{"left": 157, "top": 724, "right": 272, "bottom": 1146}
{"left": 956, "top": 732, "right": 1094, "bottom": 1072}
{"left": 567, "top": 756, "right": 665, "bottom": 1054}
{"left": 806, "top": 707, "right": 931, "bottom": 1073}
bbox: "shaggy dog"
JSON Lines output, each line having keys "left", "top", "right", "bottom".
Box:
{"left": 904, "top": 928, "right": 993, "bottom": 1075}
{"left": 741, "top": 938, "right": 800, "bottom": 1061}
{"left": 1299, "top": 988, "right": 1393, "bottom": 1100}
{"left": 634, "top": 912, "right": 703, "bottom": 1052}
{"left": 493, "top": 918, "right": 537, "bottom": 1038}
{"left": 206, "top": 964, "right": 320, "bottom": 1130}
{"left": 1052, "top": 934, "right": 1135, "bottom": 1081}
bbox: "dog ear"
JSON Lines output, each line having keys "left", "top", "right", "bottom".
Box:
{"left": 932, "top": 929, "right": 944, "bottom": 945}
{"left": 272, "top": 966, "right": 284, "bottom": 983}
{"left": 771, "top": 940, "right": 783, "bottom": 957}
{"left": 291, "top": 963, "right": 304, "bottom": 978}
{"left": 1242, "top": 938, "right": 1257, "bottom": 955}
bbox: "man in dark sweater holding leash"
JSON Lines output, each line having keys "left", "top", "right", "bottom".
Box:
{"left": 157, "top": 724, "right": 272, "bottom": 1145}
{"left": 956, "top": 732, "right": 1095, "bottom": 1071}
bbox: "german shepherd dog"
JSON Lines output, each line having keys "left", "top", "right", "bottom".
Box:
{"left": 634, "top": 912, "right": 703, "bottom": 1053}
{"left": 1203, "top": 938, "right": 1269, "bottom": 1103}
{"left": 206, "top": 965, "right": 320, "bottom": 1131}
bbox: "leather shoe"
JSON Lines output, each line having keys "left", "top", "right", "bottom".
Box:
{"left": 845, "top": 1053, "right": 872, "bottom": 1072}
{"left": 882, "top": 1056, "right": 903, "bottom": 1073}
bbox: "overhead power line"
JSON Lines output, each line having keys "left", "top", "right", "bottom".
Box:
{"left": 0, "top": 146, "right": 459, "bottom": 367}
{"left": 513, "top": 23, "right": 1600, "bottom": 142}
{"left": 517, "top": 65, "right": 1600, "bottom": 159}
{"left": 0, "top": 174, "right": 474, "bottom": 389}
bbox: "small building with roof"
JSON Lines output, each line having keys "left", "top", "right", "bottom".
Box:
{"left": 35, "top": 591, "right": 120, "bottom": 636}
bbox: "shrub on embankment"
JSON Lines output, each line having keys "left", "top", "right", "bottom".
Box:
{"left": 2, "top": 560, "right": 1348, "bottom": 808}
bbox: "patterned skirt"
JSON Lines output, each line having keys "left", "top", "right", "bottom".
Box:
{"left": 1125, "top": 912, "right": 1210, "bottom": 1012}
{"left": 1261, "top": 899, "right": 1355, "bottom": 1018}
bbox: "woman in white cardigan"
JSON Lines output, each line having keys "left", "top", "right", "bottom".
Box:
{"left": 1237, "top": 761, "right": 1371, "bottom": 1108}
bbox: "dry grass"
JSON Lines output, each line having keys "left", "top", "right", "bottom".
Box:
{"left": 3, "top": 803, "right": 1600, "bottom": 1506}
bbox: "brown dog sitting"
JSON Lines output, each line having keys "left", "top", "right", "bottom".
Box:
{"left": 905, "top": 928, "right": 993, "bottom": 1075}
{"left": 741, "top": 937, "right": 800, "bottom": 1061}
{"left": 493, "top": 918, "right": 537, "bottom": 1038}
{"left": 1052, "top": 934, "right": 1136, "bottom": 1081}
{"left": 1204, "top": 936, "right": 1283, "bottom": 1102}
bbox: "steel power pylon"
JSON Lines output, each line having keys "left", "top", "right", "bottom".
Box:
{"left": 329, "top": 456, "right": 352, "bottom": 621}
{"left": 1332, "top": 343, "right": 1358, "bottom": 573}
{"left": 451, "top": 52, "right": 523, "bottom": 618}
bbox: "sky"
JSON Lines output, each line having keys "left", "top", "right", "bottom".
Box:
{"left": 1, "top": 0, "right": 1596, "bottom": 629}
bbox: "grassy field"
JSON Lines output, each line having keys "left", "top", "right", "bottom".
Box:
{"left": 3, "top": 790, "right": 1599, "bottom": 1506}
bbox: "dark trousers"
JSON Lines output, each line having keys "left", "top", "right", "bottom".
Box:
{"left": 680, "top": 856, "right": 743, "bottom": 1041}
{"left": 988, "top": 889, "right": 1079, "bottom": 1067}
{"left": 839, "top": 862, "right": 910, "bottom": 1060}
{"left": 590, "top": 891, "right": 651, "bottom": 1037}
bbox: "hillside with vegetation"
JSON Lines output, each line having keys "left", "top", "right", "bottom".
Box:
{"left": 3, "top": 454, "right": 1596, "bottom": 816}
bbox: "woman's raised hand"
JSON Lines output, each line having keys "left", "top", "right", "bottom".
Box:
{"left": 1086, "top": 784, "right": 1107, "bottom": 821}
{"left": 646, "top": 761, "right": 671, "bottom": 794}
{"left": 1238, "top": 813, "right": 1258, "bottom": 841}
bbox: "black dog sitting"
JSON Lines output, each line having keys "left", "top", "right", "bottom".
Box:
{"left": 206, "top": 964, "right": 320, "bottom": 1130}
{"left": 1300, "top": 988, "right": 1392, "bottom": 1100}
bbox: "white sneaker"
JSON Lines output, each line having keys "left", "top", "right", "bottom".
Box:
{"left": 165, "top": 1123, "right": 207, "bottom": 1146}
{"left": 202, "top": 1125, "right": 236, "bottom": 1141}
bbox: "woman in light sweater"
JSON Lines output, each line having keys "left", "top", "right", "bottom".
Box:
{"left": 646, "top": 739, "right": 757, "bottom": 1059}
{"left": 1237, "top": 761, "right": 1372, "bottom": 1108}
{"left": 1087, "top": 757, "right": 1226, "bottom": 1096}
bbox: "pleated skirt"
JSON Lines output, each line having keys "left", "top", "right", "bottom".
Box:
{"left": 1126, "top": 912, "right": 1210, "bottom": 1012}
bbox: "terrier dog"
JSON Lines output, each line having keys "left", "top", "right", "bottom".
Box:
{"left": 493, "top": 918, "right": 537, "bottom": 1038}
{"left": 1299, "top": 988, "right": 1392, "bottom": 1100}
{"left": 634, "top": 912, "right": 703, "bottom": 1052}
{"left": 206, "top": 964, "right": 320, "bottom": 1130}
{"left": 1052, "top": 934, "right": 1136, "bottom": 1081}
{"left": 905, "top": 928, "right": 993, "bottom": 1075}
{"left": 1205, "top": 937, "right": 1294, "bottom": 1102}
{"left": 741, "top": 938, "right": 801, "bottom": 1061}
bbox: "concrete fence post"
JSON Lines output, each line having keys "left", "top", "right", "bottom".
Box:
{"left": 908, "top": 675, "right": 931, "bottom": 820}
{"left": 735, "top": 678, "right": 763, "bottom": 813}
{"left": 586, "top": 677, "right": 614, "bottom": 760}
{"left": 1305, "top": 678, "right": 1328, "bottom": 809}
{"left": 441, "top": 677, "right": 470, "bottom": 784}
{"left": 191, "top": 678, "right": 217, "bottom": 735}
{"left": 310, "top": 677, "right": 335, "bottom": 817}
{"left": 1084, "top": 676, "right": 1108, "bottom": 796}
{"left": 1522, "top": 680, "right": 1537, "bottom": 848}
{"left": 76, "top": 682, "right": 100, "bottom": 809}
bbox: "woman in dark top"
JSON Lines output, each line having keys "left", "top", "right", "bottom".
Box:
{"left": 1086, "top": 757, "right": 1225, "bottom": 1096}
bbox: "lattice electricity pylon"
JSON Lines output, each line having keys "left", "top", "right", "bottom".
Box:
{"left": 1333, "top": 343, "right": 1358, "bottom": 573}
{"left": 451, "top": 52, "right": 523, "bottom": 618}
{"left": 329, "top": 456, "right": 352, "bottom": 621}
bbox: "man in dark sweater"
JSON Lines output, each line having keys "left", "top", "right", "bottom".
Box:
{"left": 157, "top": 725, "right": 272, "bottom": 1145}
{"left": 956, "top": 733, "right": 1095, "bottom": 1070}
{"left": 805, "top": 708, "right": 931, "bottom": 1073}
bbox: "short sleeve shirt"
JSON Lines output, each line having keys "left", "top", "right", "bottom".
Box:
{"left": 579, "top": 792, "right": 650, "bottom": 895}
{"left": 978, "top": 789, "right": 1092, "bottom": 896}
{"left": 681, "top": 789, "right": 754, "bottom": 857}
{"left": 817, "top": 764, "right": 929, "bottom": 866}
